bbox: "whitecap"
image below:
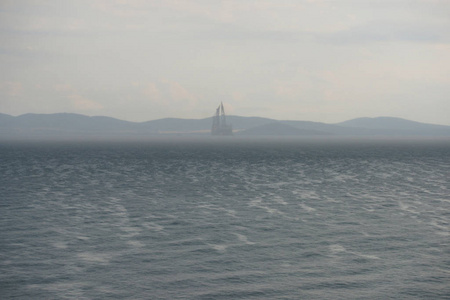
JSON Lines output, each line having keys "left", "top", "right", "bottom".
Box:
{"left": 52, "top": 241, "right": 68, "bottom": 249}
{"left": 329, "top": 244, "right": 380, "bottom": 260}
{"left": 398, "top": 201, "right": 418, "bottom": 214}
{"left": 273, "top": 195, "right": 287, "bottom": 205}
{"left": 249, "top": 197, "right": 262, "bottom": 207}
{"left": 233, "top": 233, "right": 255, "bottom": 245}
{"left": 357, "top": 253, "right": 380, "bottom": 260}
{"left": 209, "top": 244, "right": 228, "bottom": 252}
{"left": 300, "top": 203, "right": 316, "bottom": 212}
{"left": 329, "top": 244, "right": 346, "bottom": 253}
{"left": 261, "top": 205, "right": 283, "bottom": 215}
{"left": 127, "top": 240, "right": 144, "bottom": 248}
{"left": 121, "top": 226, "right": 141, "bottom": 235}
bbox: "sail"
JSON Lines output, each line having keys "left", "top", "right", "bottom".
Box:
{"left": 211, "top": 102, "right": 233, "bottom": 135}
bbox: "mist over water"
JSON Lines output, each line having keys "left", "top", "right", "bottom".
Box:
{"left": 1, "top": 138, "right": 449, "bottom": 299}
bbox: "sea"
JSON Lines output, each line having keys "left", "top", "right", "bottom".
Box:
{"left": 1, "top": 137, "right": 449, "bottom": 299}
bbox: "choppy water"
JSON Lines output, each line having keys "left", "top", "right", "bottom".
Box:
{"left": 1, "top": 138, "right": 449, "bottom": 299}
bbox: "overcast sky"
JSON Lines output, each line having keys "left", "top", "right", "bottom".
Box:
{"left": 1, "top": 0, "right": 449, "bottom": 125}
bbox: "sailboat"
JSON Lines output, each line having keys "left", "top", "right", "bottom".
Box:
{"left": 211, "top": 102, "right": 233, "bottom": 135}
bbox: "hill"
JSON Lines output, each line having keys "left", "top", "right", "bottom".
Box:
{"left": 0, "top": 113, "right": 449, "bottom": 139}
{"left": 0, "top": 113, "right": 142, "bottom": 138}
{"left": 335, "top": 117, "right": 450, "bottom": 136}
{"left": 238, "top": 122, "right": 330, "bottom": 136}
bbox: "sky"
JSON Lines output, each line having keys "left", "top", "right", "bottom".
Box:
{"left": 1, "top": 0, "right": 449, "bottom": 125}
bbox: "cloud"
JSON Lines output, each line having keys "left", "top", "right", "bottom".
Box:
{"left": 91, "top": 0, "right": 155, "bottom": 18}
{"left": 68, "top": 94, "right": 103, "bottom": 111}
{"left": 141, "top": 80, "right": 198, "bottom": 105}
{"left": 317, "top": 18, "right": 450, "bottom": 45}
{"left": 273, "top": 78, "right": 313, "bottom": 99}
{"left": 53, "top": 84, "right": 73, "bottom": 92}
{"left": 49, "top": 83, "right": 103, "bottom": 111}
{"left": 142, "top": 82, "right": 162, "bottom": 103}
{"left": 0, "top": 81, "right": 22, "bottom": 96}
{"left": 167, "top": 80, "right": 197, "bottom": 106}
{"left": 88, "top": 0, "right": 310, "bottom": 34}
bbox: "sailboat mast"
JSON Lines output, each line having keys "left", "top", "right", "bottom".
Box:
{"left": 220, "top": 102, "right": 226, "bottom": 126}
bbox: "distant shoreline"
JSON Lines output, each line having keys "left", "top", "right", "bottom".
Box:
{"left": 1, "top": 113, "right": 450, "bottom": 140}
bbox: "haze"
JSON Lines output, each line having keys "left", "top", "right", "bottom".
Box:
{"left": 1, "top": 0, "right": 449, "bottom": 125}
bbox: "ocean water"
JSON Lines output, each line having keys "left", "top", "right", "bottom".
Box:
{"left": 1, "top": 138, "right": 449, "bottom": 299}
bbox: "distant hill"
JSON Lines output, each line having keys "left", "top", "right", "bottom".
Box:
{"left": 0, "top": 113, "right": 13, "bottom": 118}
{"left": 337, "top": 117, "right": 446, "bottom": 129}
{"left": 238, "top": 122, "right": 330, "bottom": 136}
{"left": 335, "top": 117, "right": 450, "bottom": 136}
{"left": 0, "top": 113, "right": 449, "bottom": 139}
{"left": 0, "top": 113, "right": 13, "bottom": 127}
{"left": 0, "top": 113, "right": 142, "bottom": 138}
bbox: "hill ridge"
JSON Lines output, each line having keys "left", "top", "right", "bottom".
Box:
{"left": 1, "top": 113, "right": 449, "bottom": 139}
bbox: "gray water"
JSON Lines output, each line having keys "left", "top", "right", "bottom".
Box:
{"left": 1, "top": 138, "right": 449, "bottom": 299}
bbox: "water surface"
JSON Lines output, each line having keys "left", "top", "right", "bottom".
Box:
{"left": 1, "top": 138, "right": 449, "bottom": 299}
